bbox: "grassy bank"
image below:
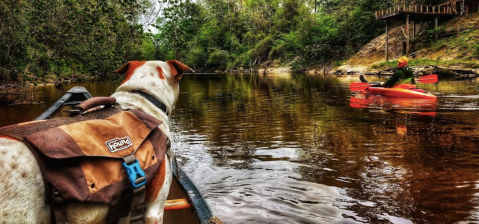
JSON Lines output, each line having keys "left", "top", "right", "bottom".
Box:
{"left": 371, "top": 59, "right": 479, "bottom": 71}
{"left": 338, "top": 13, "right": 479, "bottom": 73}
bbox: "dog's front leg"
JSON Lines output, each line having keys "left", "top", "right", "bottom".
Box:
{"left": 145, "top": 155, "right": 172, "bottom": 224}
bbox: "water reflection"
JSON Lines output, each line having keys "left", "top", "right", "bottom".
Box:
{"left": 1, "top": 73, "right": 479, "bottom": 223}
{"left": 0, "top": 81, "right": 118, "bottom": 126}
{"left": 173, "top": 73, "right": 479, "bottom": 223}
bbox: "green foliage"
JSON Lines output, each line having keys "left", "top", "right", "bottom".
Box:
{"left": 333, "top": 61, "right": 344, "bottom": 67}
{"left": 207, "top": 49, "right": 229, "bottom": 68}
{"left": 474, "top": 45, "right": 479, "bottom": 58}
{"left": 148, "top": 0, "right": 396, "bottom": 71}
{"left": 0, "top": 0, "right": 147, "bottom": 82}
{"left": 141, "top": 34, "right": 157, "bottom": 61}
{"left": 4, "top": 0, "right": 445, "bottom": 77}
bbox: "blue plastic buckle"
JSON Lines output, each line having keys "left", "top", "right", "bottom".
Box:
{"left": 122, "top": 156, "right": 147, "bottom": 189}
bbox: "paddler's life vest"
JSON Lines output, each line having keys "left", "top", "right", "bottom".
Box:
{"left": 0, "top": 97, "right": 169, "bottom": 223}
{"left": 383, "top": 67, "right": 416, "bottom": 88}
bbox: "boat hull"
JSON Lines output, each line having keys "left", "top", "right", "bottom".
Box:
{"left": 351, "top": 83, "right": 437, "bottom": 99}
{"left": 366, "top": 87, "right": 436, "bottom": 99}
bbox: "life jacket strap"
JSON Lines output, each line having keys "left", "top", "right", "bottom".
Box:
{"left": 51, "top": 187, "right": 67, "bottom": 224}
{"left": 128, "top": 185, "right": 146, "bottom": 224}
{"left": 165, "top": 138, "right": 181, "bottom": 178}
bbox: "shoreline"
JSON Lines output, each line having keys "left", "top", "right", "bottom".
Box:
{"left": 221, "top": 63, "right": 479, "bottom": 79}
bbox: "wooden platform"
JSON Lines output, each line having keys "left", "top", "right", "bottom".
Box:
{"left": 376, "top": 4, "right": 466, "bottom": 21}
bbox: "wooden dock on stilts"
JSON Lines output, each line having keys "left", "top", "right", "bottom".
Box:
{"left": 375, "top": 2, "right": 470, "bottom": 60}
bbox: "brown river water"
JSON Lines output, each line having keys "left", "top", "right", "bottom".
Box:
{"left": 1, "top": 73, "right": 479, "bottom": 223}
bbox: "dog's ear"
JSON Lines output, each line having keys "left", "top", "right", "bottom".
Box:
{"left": 167, "top": 60, "right": 194, "bottom": 83}
{"left": 113, "top": 62, "right": 131, "bottom": 74}
{"left": 114, "top": 61, "right": 146, "bottom": 85}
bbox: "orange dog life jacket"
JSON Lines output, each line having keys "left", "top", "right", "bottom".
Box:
{"left": 0, "top": 99, "right": 168, "bottom": 223}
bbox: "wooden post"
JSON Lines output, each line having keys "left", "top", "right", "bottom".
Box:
{"left": 435, "top": 16, "right": 438, "bottom": 41}
{"left": 406, "top": 15, "right": 410, "bottom": 56}
{"left": 412, "top": 21, "right": 416, "bottom": 39}
{"left": 386, "top": 21, "right": 389, "bottom": 61}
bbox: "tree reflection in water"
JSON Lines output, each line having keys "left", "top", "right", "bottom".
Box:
{"left": 1, "top": 75, "right": 479, "bottom": 223}
{"left": 171, "top": 73, "right": 479, "bottom": 223}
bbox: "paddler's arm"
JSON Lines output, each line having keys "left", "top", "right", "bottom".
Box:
{"left": 408, "top": 67, "right": 416, "bottom": 84}
{"left": 382, "top": 70, "right": 402, "bottom": 88}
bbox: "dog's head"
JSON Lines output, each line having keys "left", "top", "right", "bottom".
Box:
{"left": 113, "top": 60, "right": 193, "bottom": 117}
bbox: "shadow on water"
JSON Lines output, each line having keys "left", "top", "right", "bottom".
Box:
{"left": 2, "top": 74, "right": 479, "bottom": 223}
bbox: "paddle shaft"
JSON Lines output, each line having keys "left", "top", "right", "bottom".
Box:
{"left": 350, "top": 74, "right": 438, "bottom": 91}
{"left": 416, "top": 74, "right": 438, "bottom": 83}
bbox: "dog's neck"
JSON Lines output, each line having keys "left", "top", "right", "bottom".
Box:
{"left": 133, "top": 91, "right": 169, "bottom": 116}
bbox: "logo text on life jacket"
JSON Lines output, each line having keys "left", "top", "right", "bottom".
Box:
{"left": 105, "top": 136, "right": 133, "bottom": 153}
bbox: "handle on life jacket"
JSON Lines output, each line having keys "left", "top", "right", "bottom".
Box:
{"left": 75, "top": 97, "right": 116, "bottom": 111}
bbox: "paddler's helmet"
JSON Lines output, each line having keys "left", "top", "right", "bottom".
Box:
{"left": 397, "top": 56, "right": 409, "bottom": 68}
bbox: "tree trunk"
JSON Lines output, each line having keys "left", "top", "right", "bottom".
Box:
{"left": 449, "top": 0, "right": 457, "bottom": 13}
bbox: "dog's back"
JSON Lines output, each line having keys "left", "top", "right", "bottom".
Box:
{"left": 0, "top": 137, "right": 51, "bottom": 223}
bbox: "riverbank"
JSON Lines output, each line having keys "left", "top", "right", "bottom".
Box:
{"left": 0, "top": 73, "right": 97, "bottom": 105}
{"left": 326, "top": 13, "right": 479, "bottom": 78}
{"left": 331, "top": 63, "right": 479, "bottom": 79}
{"left": 1, "top": 73, "right": 96, "bottom": 89}
{"left": 252, "top": 13, "right": 479, "bottom": 78}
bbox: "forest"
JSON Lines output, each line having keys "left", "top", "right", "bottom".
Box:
{"left": 0, "top": 0, "right": 448, "bottom": 82}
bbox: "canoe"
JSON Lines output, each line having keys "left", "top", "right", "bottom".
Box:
{"left": 367, "top": 84, "right": 436, "bottom": 99}
{"left": 35, "top": 86, "right": 221, "bottom": 224}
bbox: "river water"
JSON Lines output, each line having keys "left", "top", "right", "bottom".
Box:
{"left": 1, "top": 73, "right": 479, "bottom": 223}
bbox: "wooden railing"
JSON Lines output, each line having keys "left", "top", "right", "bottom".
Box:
{"left": 376, "top": 4, "right": 469, "bottom": 19}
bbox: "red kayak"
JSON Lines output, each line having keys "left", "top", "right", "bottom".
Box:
{"left": 350, "top": 83, "right": 437, "bottom": 99}
{"left": 350, "top": 91, "right": 437, "bottom": 110}
{"left": 367, "top": 84, "right": 436, "bottom": 99}
{"left": 349, "top": 74, "right": 438, "bottom": 99}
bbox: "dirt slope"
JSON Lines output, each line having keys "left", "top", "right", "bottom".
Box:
{"left": 337, "top": 13, "right": 479, "bottom": 73}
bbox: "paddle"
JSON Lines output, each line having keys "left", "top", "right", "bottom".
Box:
{"left": 350, "top": 83, "right": 371, "bottom": 91}
{"left": 416, "top": 74, "right": 438, "bottom": 83}
{"left": 350, "top": 74, "right": 438, "bottom": 91}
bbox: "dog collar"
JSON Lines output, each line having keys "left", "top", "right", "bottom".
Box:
{"left": 133, "top": 91, "right": 169, "bottom": 116}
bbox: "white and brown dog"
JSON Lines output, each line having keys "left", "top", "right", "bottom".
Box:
{"left": 0, "top": 60, "right": 193, "bottom": 224}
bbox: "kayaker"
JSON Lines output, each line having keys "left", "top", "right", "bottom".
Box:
{"left": 360, "top": 56, "right": 415, "bottom": 88}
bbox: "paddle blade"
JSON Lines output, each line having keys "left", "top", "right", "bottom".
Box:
{"left": 350, "top": 83, "right": 370, "bottom": 91}
{"left": 417, "top": 74, "right": 438, "bottom": 83}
